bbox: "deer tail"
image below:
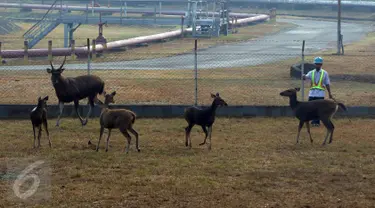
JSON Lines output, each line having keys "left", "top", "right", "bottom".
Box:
{"left": 338, "top": 103, "right": 347, "bottom": 112}
{"left": 130, "top": 112, "right": 136, "bottom": 124}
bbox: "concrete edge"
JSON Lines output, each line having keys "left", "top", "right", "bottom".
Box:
{"left": 1, "top": 104, "right": 375, "bottom": 119}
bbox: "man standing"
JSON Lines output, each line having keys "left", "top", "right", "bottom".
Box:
{"left": 303, "top": 56, "right": 333, "bottom": 127}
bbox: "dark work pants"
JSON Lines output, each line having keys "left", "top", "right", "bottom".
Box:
{"left": 308, "top": 96, "right": 324, "bottom": 125}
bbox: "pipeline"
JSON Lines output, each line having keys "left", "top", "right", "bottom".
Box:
{"left": 0, "top": 3, "right": 256, "bottom": 18}
{"left": 0, "top": 2, "right": 270, "bottom": 59}
{"left": 1, "top": 14, "right": 270, "bottom": 58}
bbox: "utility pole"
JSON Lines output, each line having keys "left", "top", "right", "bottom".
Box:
{"left": 337, "top": 0, "right": 342, "bottom": 55}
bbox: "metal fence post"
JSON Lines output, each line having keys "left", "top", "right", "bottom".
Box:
{"left": 301, "top": 40, "right": 305, "bottom": 101}
{"left": 48, "top": 40, "right": 52, "bottom": 62}
{"left": 24, "top": 40, "right": 28, "bottom": 64}
{"left": 194, "top": 39, "right": 198, "bottom": 106}
{"left": 0, "top": 42, "right": 2, "bottom": 64}
{"left": 87, "top": 38, "right": 91, "bottom": 75}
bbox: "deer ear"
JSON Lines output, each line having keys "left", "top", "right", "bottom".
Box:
{"left": 211, "top": 93, "right": 216, "bottom": 98}
{"left": 111, "top": 91, "right": 116, "bottom": 96}
{"left": 295, "top": 87, "right": 301, "bottom": 91}
{"left": 38, "top": 96, "right": 41, "bottom": 101}
{"left": 44, "top": 96, "right": 49, "bottom": 100}
{"left": 46, "top": 68, "right": 52, "bottom": 73}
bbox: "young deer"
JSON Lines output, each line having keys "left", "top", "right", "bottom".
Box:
{"left": 30, "top": 96, "right": 52, "bottom": 149}
{"left": 280, "top": 87, "right": 347, "bottom": 145}
{"left": 184, "top": 93, "right": 228, "bottom": 150}
{"left": 95, "top": 91, "right": 140, "bottom": 153}
{"left": 46, "top": 56, "right": 105, "bottom": 127}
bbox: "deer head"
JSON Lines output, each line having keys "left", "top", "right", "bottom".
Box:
{"left": 46, "top": 56, "right": 67, "bottom": 84}
{"left": 211, "top": 92, "right": 228, "bottom": 106}
{"left": 103, "top": 91, "right": 116, "bottom": 105}
{"left": 37, "top": 96, "right": 49, "bottom": 108}
{"left": 280, "top": 87, "right": 300, "bottom": 97}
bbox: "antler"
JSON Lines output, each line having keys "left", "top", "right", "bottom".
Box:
{"left": 49, "top": 61, "right": 54, "bottom": 70}
{"left": 58, "top": 56, "right": 67, "bottom": 70}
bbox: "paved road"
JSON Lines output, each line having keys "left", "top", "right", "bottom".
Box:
{"left": 1, "top": 18, "right": 372, "bottom": 71}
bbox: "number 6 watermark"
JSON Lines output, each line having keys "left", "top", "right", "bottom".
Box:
{"left": 12, "top": 160, "right": 44, "bottom": 200}
{"left": 5, "top": 157, "right": 51, "bottom": 204}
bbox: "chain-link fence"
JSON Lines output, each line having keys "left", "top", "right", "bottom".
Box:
{"left": 0, "top": 39, "right": 375, "bottom": 106}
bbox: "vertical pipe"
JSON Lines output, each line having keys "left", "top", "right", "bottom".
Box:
{"left": 337, "top": 0, "right": 341, "bottom": 55}
{"left": 124, "top": 1, "right": 127, "bottom": 17}
{"left": 64, "top": 23, "right": 69, "bottom": 48}
{"left": 87, "top": 38, "right": 91, "bottom": 75}
{"left": 71, "top": 39, "right": 75, "bottom": 60}
{"left": 159, "top": 1, "right": 162, "bottom": 17}
{"left": 92, "top": 0, "right": 94, "bottom": 16}
{"left": 120, "top": 1, "right": 123, "bottom": 24}
{"left": 301, "top": 40, "right": 305, "bottom": 101}
{"left": 0, "top": 42, "right": 2, "bottom": 64}
{"left": 181, "top": 16, "right": 184, "bottom": 38}
{"left": 24, "top": 40, "right": 28, "bottom": 64}
{"left": 48, "top": 40, "right": 52, "bottom": 62}
{"left": 92, "top": 39, "right": 96, "bottom": 60}
{"left": 194, "top": 39, "right": 198, "bottom": 106}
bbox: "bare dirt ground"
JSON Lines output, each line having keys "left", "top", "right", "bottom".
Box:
{"left": 0, "top": 117, "right": 374, "bottom": 207}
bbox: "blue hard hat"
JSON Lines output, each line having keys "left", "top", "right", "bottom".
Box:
{"left": 314, "top": 57, "right": 323, "bottom": 64}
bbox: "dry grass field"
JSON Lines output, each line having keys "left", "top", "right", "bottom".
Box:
{"left": 1, "top": 117, "right": 375, "bottom": 207}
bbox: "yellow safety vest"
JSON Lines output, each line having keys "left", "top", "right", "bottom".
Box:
{"left": 311, "top": 69, "right": 325, "bottom": 90}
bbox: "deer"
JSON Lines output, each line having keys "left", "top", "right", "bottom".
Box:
{"left": 46, "top": 56, "right": 105, "bottom": 127}
{"left": 184, "top": 93, "right": 228, "bottom": 150}
{"left": 94, "top": 91, "right": 140, "bottom": 153}
{"left": 30, "top": 96, "right": 52, "bottom": 149}
{"left": 279, "top": 87, "right": 347, "bottom": 145}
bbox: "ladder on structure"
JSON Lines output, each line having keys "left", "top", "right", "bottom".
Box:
{"left": 23, "top": 0, "right": 65, "bottom": 49}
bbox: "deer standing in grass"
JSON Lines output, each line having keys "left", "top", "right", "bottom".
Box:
{"left": 30, "top": 96, "right": 52, "bottom": 149}
{"left": 184, "top": 93, "right": 228, "bottom": 150}
{"left": 95, "top": 91, "right": 140, "bottom": 153}
{"left": 280, "top": 87, "right": 347, "bottom": 145}
{"left": 46, "top": 56, "right": 105, "bottom": 127}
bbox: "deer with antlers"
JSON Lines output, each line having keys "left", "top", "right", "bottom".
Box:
{"left": 46, "top": 56, "right": 105, "bottom": 127}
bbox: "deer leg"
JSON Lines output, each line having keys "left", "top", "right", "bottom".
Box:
{"left": 129, "top": 127, "right": 140, "bottom": 152}
{"left": 199, "top": 125, "right": 208, "bottom": 146}
{"left": 305, "top": 121, "right": 313, "bottom": 144}
{"left": 321, "top": 119, "right": 332, "bottom": 146}
{"left": 120, "top": 128, "right": 132, "bottom": 154}
{"left": 82, "top": 97, "right": 95, "bottom": 126}
{"left": 56, "top": 101, "right": 64, "bottom": 127}
{"left": 207, "top": 125, "right": 213, "bottom": 150}
{"left": 43, "top": 120, "right": 51, "bottom": 148}
{"left": 32, "top": 125, "right": 36, "bottom": 149}
{"left": 96, "top": 126, "right": 104, "bottom": 152}
{"left": 185, "top": 124, "right": 193, "bottom": 148}
{"left": 73, "top": 100, "right": 85, "bottom": 126}
{"left": 296, "top": 120, "right": 304, "bottom": 144}
{"left": 37, "top": 126, "right": 42, "bottom": 148}
{"left": 105, "top": 129, "right": 112, "bottom": 152}
{"left": 328, "top": 120, "right": 335, "bottom": 144}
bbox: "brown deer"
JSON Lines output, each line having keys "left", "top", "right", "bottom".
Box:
{"left": 46, "top": 56, "right": 105, "bottom": 127}
{"left": 30, "top": 96, "right": 51, "bottom": 149}
{"left": 94, "top": 91, "right": 140, "bottom": 153}
{"left": 184, "top": 93, "right": 228, "bottom": 150}
{"left": 280, "top": 87, "right": 347, "bottom": 145}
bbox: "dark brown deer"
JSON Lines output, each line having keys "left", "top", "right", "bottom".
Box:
{"left": 184, "top": 93, "right": 228, "bottom": 150}
{"left": 95, "top": 91, "right": 140, "bottom": 153}
{"left": 46, "top": 56, "right": 105, "bottom": 127}
{"left": 30, "top": 96, "right": 51, "bottom": 149}
{"left": 280, "top": 87, "right": 347, "bottom": 145}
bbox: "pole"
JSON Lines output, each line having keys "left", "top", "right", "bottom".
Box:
{"left": 301, "top": 40, "right": 305, "bottom": 101}
{"left": 337, "top": 0, "right": 341, "bottom": 55}
{"left": 87, "top": 38, "right": 91, "bottom": 75}
{"left": 194, "top": 39, "right": 198, "bottom": 106}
